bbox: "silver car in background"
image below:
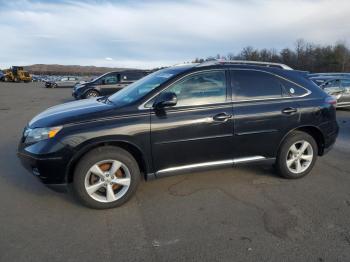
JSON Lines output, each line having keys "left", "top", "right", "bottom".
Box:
{"left": 45, "top": 76, "right": 80, "bottom": 88}
{"left": 313, "top": 77, "right": 350, "bottom": 108}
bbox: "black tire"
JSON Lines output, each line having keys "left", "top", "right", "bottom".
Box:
{"left": 73, "top": 146, "right": 140, "bottom": 209}
{"left": 84, "top": 90, "right": 100, "bottom": 99}
{"left": 276, "top": 131, "right": 318, "bottom": 179}
{"left": 52, "top": 83, "right": 57, "bottom": 88}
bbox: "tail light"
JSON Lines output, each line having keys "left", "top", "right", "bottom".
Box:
{"left": 325, "top": 96, "right": 337, "bottom": 106}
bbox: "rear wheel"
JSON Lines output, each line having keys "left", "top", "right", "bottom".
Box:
{"left": 73, "top": 146, "right": 140, "bottom": 209}
{"left": 276, "top": 131, "right": 318, "bottom": 179}
{"left": 85, "top": 90, "right": 99, "bottom": 99}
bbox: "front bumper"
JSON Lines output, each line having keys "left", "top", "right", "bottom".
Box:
{"left": 72, "top": 89, "right": 84, "bottom": 100}
{"left": 17, "top": 145, "right": 72, "bottom": 191}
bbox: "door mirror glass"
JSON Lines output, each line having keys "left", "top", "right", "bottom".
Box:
{"left": 154, "top": 92, "right": 177, "bottom": 109}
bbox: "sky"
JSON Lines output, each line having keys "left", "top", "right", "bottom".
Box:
{"left": 0, "top": 0, "right": 349, "bottom": 69}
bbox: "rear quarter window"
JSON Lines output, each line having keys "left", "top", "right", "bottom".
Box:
{"left": 279, "top": 78, "right": 309, "bottom": 97}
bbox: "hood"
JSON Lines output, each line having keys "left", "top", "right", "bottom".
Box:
{"left": 29, "top": 98, "right": 115, "bottom": 128}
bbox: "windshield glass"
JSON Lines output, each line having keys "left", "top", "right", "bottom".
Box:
{"left": 109, "top": 66, "right": 193, "bottom": 106}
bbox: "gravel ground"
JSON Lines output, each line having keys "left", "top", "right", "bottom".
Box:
{"left": 0, "top": 82, "right": 349, "bottom": 262}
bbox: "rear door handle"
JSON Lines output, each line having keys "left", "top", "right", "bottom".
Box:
{"left": 282, "top": 107, "right": 298, "bottom": 114}
{"left": 213, "top": 112, "right": 232, "bottom": 121}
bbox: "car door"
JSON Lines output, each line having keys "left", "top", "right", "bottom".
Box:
{"left": 150, "top": 70, "right": 234, "bottom": 175}
{"left": 58, "top": 77, "right": 68, "bottom": 87}
{"left": 230, "top": 69, "right": 304, "bottom": 160}
{"left": 100, "top": 74, "right": 120, "bottom": 95}
{"left": 339, "top": 79, "right": 350, "bottom": 105}
{"left": 67, "top": 77, "right": 78, "bottom": 87}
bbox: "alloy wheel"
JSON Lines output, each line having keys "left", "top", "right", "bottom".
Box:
{"left": 84, "top": 159, "right": 131, "bottom": 203}
{"left": 86, "top": 91, "right": 98, "bottom": 98}
{"left": 286, "top": 140, "right": 314, "bottom": 174}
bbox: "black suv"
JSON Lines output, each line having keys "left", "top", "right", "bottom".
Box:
{"left": 72, "top": 70, "right": 149, "bottom": 99}
{"left": 18, "top": 61, "right": 338, "bottom": 209}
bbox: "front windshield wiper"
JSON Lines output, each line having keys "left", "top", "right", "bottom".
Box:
{"left": 97, "top": 95, "right": 114, "bottom": 104}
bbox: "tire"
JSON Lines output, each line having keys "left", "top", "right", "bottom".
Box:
{"left": 276, "top": 131, "right": 318, "bottom": 179}
{"left": 73, "top": 146, "right": 140, "bottom": 209}
{"left": 52, "top": 83, "right": 57, "bottom": 88}
{"left": 84, "top": 90, "right": 100, "bottom": 99}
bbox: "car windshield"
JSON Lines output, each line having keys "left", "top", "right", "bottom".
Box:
{"left": 90, "top": 72, "right": 111, "bottom": 83}
{"left": 109, "top": 66, "right": 192, "bottom": 106}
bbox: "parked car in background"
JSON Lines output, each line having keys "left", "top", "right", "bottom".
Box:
{"left": 45, "top": 76, "right": 80, "bottom": 88}
{"left": 312, "top": 77, "right": 350, "bottom": 108}
{"left": 0, "top": 70, "right": 4, "bottom": 81}
{"left": 72, "top": 70, "right": 149, "bottom": 99}
{"left": 18, "top": 61, "right": 338, "bottom": 209}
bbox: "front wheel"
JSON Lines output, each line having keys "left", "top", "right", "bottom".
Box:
{"left": 276, "top": 131, "right": 318, "bottom": 179}
{"left": 73, "top": 146, "right": 140, "bottom": 209}
{"left": 85, "top": 90, "right": 100, "bottom": 99}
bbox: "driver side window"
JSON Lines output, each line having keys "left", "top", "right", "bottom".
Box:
{"left": 103, "top": 75, "right": 119, "bottom": 85}
{"left": 164, "top": 71, "right": 227, "bottom": 107}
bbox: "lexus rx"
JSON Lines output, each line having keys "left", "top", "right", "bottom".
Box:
{"left": 18, "top": 61, "right": 338, "bottom": 209}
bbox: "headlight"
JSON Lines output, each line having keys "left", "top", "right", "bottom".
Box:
{"left": 24, "top": 126, "right": 63, "bottom": 144}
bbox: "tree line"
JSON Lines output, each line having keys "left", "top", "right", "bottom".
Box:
{"left": 193, "top": 39, "right": 350, "bottom": 73}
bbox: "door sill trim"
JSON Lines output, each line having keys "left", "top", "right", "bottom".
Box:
{"left": 154, "top": 156, "right": 270, "bottom": 177}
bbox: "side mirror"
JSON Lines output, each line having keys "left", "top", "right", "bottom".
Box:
{"left": 154, "top": 92, "right": 177, "bottom": 109}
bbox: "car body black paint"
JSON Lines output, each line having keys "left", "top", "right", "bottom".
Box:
{"left": 18, "top": 64, "right": 338, "bottom": 188}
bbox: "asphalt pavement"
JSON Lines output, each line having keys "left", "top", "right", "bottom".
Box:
{"left": 0, "top": 82, "right": 349, "bottom": 262}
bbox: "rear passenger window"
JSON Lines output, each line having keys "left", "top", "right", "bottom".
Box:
{"left": 231, "top": 70, "right": 284, "bottom": 100}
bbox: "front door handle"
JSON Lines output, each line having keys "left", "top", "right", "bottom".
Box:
{"left": 213, "top": 112, "right": 232, "bottom": 121}
{"left": 282, "top": 107, "right": 298, "bottom": 114}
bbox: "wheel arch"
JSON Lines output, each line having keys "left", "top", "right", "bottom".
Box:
{"left": 277, "top": 125, "right": 325, "bottom": 156}
{"left": 83, "top": 88, "right": 100, "bottom": 98}
{"left": 65, "top": 138, "right": 150, "bottom": 183}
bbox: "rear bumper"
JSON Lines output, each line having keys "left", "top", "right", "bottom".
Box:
{"left": 321, "top": 122, "right": 339, "bottom": 155}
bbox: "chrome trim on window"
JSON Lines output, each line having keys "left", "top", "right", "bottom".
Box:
{"left": 229, "top": 69, "right": 312, "bottom": 103}
{"left": 138, "top": 68, "right": 312, "bottom": 110}
{"left": 138, "top": 69, "right": 228, "bottom": 110}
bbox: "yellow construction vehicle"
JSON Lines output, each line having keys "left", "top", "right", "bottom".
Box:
{"left": 4, "top": 66, "right": 32, "bottom": 82}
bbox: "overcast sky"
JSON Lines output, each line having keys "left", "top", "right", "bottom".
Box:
{"left": 0, "top": 0, "right": 349, "bottom": 69}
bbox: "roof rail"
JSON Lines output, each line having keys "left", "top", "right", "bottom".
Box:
{"left": 196, "top": 59, "right": 293, "bottom": 70}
